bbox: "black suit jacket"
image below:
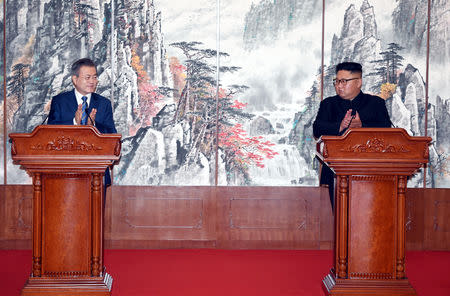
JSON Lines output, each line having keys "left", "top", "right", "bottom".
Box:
{"left": 313, "top": 91, "right": 391, "bottom": 138}
{"left": 312, "top": 91, "right": 391, "bottom": 206}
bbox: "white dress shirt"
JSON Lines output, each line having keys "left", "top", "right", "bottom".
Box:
{"left": 73, "top": 89, "right": 92, "bottom": 125}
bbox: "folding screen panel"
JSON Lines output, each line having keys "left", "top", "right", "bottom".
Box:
{"left": 106, "top": 0, "right": 194, "bottom": 185}
{"left": 428, "top": 1, "right": 450, "bottom": 188}
{"left": 5, "top": 0, "right": 115, "bottom": 184}
{"left": 122, "top": 0, "right": 219, "bottom": 186}
{"left": 218, "top": 0, "right": 323, "bottom": 186}
{"left": 323, "top": 0, "right": 438, "bottom": 187}
{"left": 389, "top": 0, "right": 442, "bottom": 187}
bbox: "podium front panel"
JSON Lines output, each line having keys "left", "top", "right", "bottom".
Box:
{"left": 42, "top": 174, "right": 92, "bottom": 277}
{"left": 347, "top": 175, "right": 397, "bottom": 279}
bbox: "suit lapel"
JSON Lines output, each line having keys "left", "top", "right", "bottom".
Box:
{"left": 69, "top": 90, "right": 78, "bottom": 112}
{"left": 89, "top": 93, "right": 101, "bottom": 124}
{"left": 90, "top": 93, "right": 100, "bottom": 111}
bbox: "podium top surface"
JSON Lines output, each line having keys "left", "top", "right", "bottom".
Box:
{"left": 9, "top": 125, "right": 122, "bottom": 164}
{"left": 316, "top": 128, "right": 431, "bottom": 165}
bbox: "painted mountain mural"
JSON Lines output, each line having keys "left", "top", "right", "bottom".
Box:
{"left": 3, "top": 0, "right": 449, "bottom": 187}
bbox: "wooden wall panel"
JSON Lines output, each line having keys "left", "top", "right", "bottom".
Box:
{"left": 1, "top": 185, "right": 449, "bottom": 250}
{"left": 424, "top": 189, "right": 450, "bottom": 250}
{"left": 106, "top": 186, "right": 217, "bottom": 249}
{"left": 0, "top": 185, "right": 32, "bottom": 249}
{"left": 216, "top": 186, "right": 328, "bottom": 249}
{"left": 404, "top": 188, "right": 450, "bottom": 251}
{"left": 405, "top": 188, "right": 426, "bottom": 250}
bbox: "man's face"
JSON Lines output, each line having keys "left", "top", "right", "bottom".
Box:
{"left": 72, "top": 66, "right": 98, "bottom": 96}
{"left": 334, "top": 70, "right": 362, "bottom": 100}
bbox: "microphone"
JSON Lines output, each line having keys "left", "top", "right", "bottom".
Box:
{"left": 346, "top": 108, "right": 356, "bottom": 130}
{"left": 41, "top": 113, "right": 50, "bottom": 125}
{"left": 389, "top": 118, "right": 396, "bottom": 128}
{"left": 86, "top": 108, "right": 96, "bottom": 127}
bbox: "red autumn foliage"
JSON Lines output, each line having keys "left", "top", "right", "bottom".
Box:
{"left": 169, "top": 57, "right": 187, "bottom": 98}
{"left": 219, "top": 123, "right": 278, "bottom": 169}
{"left": 130, "top": 48, "right": 163, "bottom": 135}
{"left": 230, "top": 99, "right": 248, "bottom": 109}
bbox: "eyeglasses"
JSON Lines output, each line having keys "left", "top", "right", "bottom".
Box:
{"left": 333, "top": 77, "right": 359, "bottom": 86}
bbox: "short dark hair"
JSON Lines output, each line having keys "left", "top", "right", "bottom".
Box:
{"left": 336, "top": 62, "right": 362, "bottom": 75}
{"left": 71, "top": 58, "right": 97, "bottom": 76}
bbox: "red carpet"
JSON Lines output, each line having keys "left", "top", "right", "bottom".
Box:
{"left": 2, "top": 250, "right": 449, "bottom": 295}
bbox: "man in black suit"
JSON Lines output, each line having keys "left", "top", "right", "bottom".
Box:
{"left": 48, "top": 58, "right": 116, "bottom": 134}
{"left": 313, "top": 62, "right": 391, "bottom": 208}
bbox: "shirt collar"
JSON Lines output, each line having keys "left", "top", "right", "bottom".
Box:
{"left": 338, "top": 91, "right": 363, "bottom": 103}
{"left": 74, "top": 89, "right": 92, "bottom": 106}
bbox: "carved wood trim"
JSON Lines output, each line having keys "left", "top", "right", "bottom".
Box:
{"left": 352, "top": 175, "right": 395, "bottom": 182}
{"left": 114, "top": 140, "right": 122, "bottom": 156}
{"left": 396, "top": 176, "right": 407, "bottom": 279}
{"left": 323, "top": 143, "right": 328, "bottom": 158}
{"left": 337, "top": 175, "right": 348, "bottom": 278}
{"left": 32, "top": 173, "right": 42, "bottom": 277}
{"left": 43, "top": 270, "right": 89, "bottom": 277}
{"left": 339, "top": 137, "right": 412, "bottom": 153}
{"left": 423, "top": 145, "right": 429, "bottom": 158}
{"left": 91, "top": 173, "right": 102, "bottom": 277}
{"left": 11, "top": 141, "right": 17, "bottom": 156}
{"left": 30, "top": 135, "right": 103, "bottom": 152}
{"left": 349, "top": 272, "right": 394, "bottom": 280}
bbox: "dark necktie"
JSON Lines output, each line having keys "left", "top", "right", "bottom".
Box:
{"left": 81, "top": 96, "right": 88, "bottom": 125}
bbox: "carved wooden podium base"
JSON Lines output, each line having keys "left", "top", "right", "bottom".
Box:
{"left": 10, "top": 126, "right": 121, "bottom": 296}
{"left": 316, "top": 128, "right": 431, "bottom": 296}
{"left": 21, "top": 272, "right": 113, "bottom": 296}
{"left": 323, "top": 272, "right": 416, "bottom": 296}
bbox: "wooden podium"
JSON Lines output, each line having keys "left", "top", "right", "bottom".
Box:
{"left": 316, "top": 128, "right": 431, "bottom": 296}
{"left": 9, "top": 125, "right": 121, "bottom": 296}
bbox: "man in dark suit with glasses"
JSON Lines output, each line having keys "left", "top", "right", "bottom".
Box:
{"left": 312, "top": 62, "right": 392, "bottom": 208}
